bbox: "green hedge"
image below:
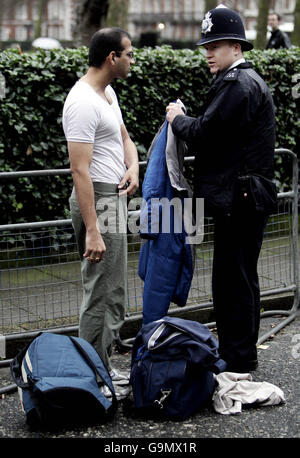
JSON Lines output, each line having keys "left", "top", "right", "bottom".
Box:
{"left": 0, "top": 46, "right": 299, "bottom": 224}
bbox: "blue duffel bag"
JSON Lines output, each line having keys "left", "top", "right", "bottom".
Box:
{"left": 130, "top": 316, "right": 227, "bottom": 420}
{"left": 10, "top": 332, "right": 117, "bottom": 429}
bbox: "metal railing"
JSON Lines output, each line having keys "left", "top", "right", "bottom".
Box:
{"left": 0, "top": 149, "right": 298, "bottom": 350}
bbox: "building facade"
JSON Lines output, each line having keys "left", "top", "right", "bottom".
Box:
{"left": 0, "top": 0, "right": 76, "bottom": 42}
{"left": 241, "top": 0, "right": 295, "bottom": 31}
{"left": 0, "top": 0, "right": 295, "bottom": 44}
{"left": 128, "top": 0, "right": 295, "bottom": 41}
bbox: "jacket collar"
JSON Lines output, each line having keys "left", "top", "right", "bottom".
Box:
{"left": 213, "top": 60, "right": 253, "bottom": 82}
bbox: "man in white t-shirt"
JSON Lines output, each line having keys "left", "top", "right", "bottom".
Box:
{"left": 62, "top": 28, "right": 139, "bottom": 386}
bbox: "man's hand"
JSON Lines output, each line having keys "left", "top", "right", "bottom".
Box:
{"left": 83, "top": 224, "right": 106, "bottom": 263}
{"left": 166, "top": 102, "right": 185, "bottom": 124}
{"left": 120, "top": 124, "right": 139, "bottom": 196}
{"left": 118, "top": 166, "right": 139, "bottom": 196}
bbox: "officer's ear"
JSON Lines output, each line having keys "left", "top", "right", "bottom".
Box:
{"left": 232, "top": 41, "right": 242, "bottom": 55}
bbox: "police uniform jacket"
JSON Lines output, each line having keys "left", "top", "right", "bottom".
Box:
{"left": 171, "top": 62, "right": 276, "bottom": 215}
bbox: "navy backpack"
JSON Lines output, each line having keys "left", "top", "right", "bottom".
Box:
{"left": 130, "top": 316, "right": 227, "bottom": 420}
{"left": 10, "top": 332, "right": 117, "bottom": 429}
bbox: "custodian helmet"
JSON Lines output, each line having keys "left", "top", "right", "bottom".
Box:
{"left": 197, "top": 5, "right": 253, "bottom": 51}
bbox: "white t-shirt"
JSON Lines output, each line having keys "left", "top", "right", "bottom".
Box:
{"left": 62, "top": 81, "right": 126, "bottom": 184}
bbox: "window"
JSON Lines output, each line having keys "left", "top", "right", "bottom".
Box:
{"left": 15, "top": 2, "right": 28, "bottom": 20}
{"left": 48, "top": 0, "right": 64, "bottom": 20}
{"left": 15, "top": 26, "right": 28, "bottom": 41}
{"left": 32, "top": 0, "right": 40, "bottom": 21}
{"left": 185, "top": 24, "right": 191, "bottom": 39}
{"left": 184, "top": 0, "right": 193, "bottom": 13}
{"left": 153, "top": 0, "right": 160, "bottom": 13}
{"left": 47, "top": 25, "right": 60, "bottom": 39}
{"left": 129, "top": 0, "right": 140, "bottom": 13}
{"left": 164, "top": 0, "right": 171, "bottom": 13}
{"left": 0, "top": 27, "right": 11, "bottom": 40}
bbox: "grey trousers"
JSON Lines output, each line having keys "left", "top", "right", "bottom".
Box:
{"left": 69, "top": 182, "right": 128, "bottom": 370}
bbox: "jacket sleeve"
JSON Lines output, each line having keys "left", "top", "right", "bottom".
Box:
{"left": 282, "top": 32, "right": 291, "bottom": 49}
{"left": 171, "top": 79, "right": 252, "bottom": 148}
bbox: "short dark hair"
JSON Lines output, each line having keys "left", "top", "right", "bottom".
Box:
{"left": 88, "top": 27, "right": 131, "bottom": 68}
{"left": 269, "top": 12, "right": 282, "bottom": 21}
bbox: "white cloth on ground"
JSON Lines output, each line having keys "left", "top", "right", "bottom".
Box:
{"left": 212, "top": 371, "right": 285, "bottom": 415}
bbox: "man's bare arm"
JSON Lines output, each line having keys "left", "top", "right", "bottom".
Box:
{"left": 118, "top": 124, "right": 139, "bottom": 196}
{"left": 68, "top": 141, "right": 106, "bottom": 262}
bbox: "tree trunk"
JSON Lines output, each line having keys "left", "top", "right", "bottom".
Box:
{"left": 34, "top": 0, "right": 46, "bottom": 39}
{"left": 72, "top": 0, "right": 109, "bottom": 47}
{"left": 292, "top": 0, "right": 300, "bottom": 46}
{"left": 106, "top": 0, "right": 129, "bottom": 30}
{"left": 255, "top": 0, "right": 270, "bottom": 50}
{"left": 205, "top": 0, "right": 218, "bottom": 11}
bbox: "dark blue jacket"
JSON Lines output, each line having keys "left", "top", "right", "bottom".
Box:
{"left": 138, "top": 120, "right": 195, "bottom": 325}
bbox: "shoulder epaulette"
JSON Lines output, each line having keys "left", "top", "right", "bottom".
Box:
{"left": 223, "top": 68, "right": 240, "bottom": 81}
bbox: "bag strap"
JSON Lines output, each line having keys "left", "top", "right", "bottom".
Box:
{"left": 147, "top": 321, "right": 227, "bottom": 374}
{"left": 11, "top": 332, "right": 118, "bottom": 405}
{"left": 68, "top": 336, "right": 117, "bottom": 404}
{"left": 10, "top": 332, "right": 43, "bottom": 389}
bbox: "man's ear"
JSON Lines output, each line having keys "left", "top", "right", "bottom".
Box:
{"left": 107, "top": 51, "right": 116, "bottom": 64}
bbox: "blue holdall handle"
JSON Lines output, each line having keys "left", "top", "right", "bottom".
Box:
{"left": 68, "top": 335, "right": 117, "bottom": 404}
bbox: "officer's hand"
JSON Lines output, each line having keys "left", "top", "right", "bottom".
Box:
{"left": 166, "top": 102, "right": 184, "bottom": 124}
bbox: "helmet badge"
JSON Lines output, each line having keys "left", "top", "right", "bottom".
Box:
{"left": 202, "top": 11, "right": 213, "bottom": 34}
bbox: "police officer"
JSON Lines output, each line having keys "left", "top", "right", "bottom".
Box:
{"left": 166, "top": 5, "right": 276, "bottom": 373}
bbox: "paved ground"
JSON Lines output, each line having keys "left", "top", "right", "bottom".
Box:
{"left": 0, "top": 310, "right": 299, "bottom": 447}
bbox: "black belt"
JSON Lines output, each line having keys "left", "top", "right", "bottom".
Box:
{"left": 93, "top": 182, "right": 120, "bottom": 193}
